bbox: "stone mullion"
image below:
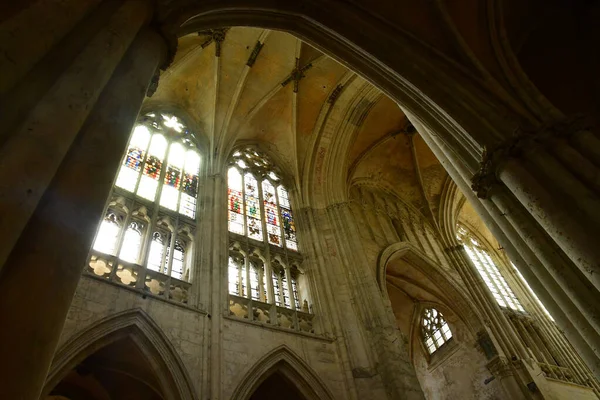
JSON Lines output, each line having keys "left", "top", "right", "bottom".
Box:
{"left": 410, "top": 112, "right": 600, "bottom": 377}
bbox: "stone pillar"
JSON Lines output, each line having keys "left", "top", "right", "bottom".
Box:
{"left": 0, "top": 26, "right": 166, "bottom": 399}
{"left": 403, "top": 108, "right": 600, "bottom": 379}
{"left": 0, "top": 0, "right": 151, "bottom": 270}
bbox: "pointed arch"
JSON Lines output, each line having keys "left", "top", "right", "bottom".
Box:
{"left": 377, "top": 241, "right": 483, "bottom": 334}
{"left": 43, "top": 308, "right": 197, "bottom": 400}
{"left": 230, "top": 345, "right": 334, "bottom": 400}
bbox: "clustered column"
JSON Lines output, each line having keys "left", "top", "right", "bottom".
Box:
{"left": 403, "top": 108, "right": 600, "bottom": 379}
{"left": 0, "top": 2, "right": 171, "bottom": 399}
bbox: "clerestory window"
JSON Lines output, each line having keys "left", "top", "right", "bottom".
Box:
{"left": 226, "top": 147, "right": 306, "bottom": 316}
{"left": 227, "top": 148, "right": 298, "bottom": 250}
{"left": 457, "top": 226, "right": 524, "bottom": 312}
{"left": 89, "top": 112, "right": 200, "bottom": 289}
{"left": 421, "top": 308, "right": 453, "bottom": 355}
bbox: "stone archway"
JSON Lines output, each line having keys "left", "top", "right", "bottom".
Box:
{"left": 43, "top": 309, "right": 197, "bottom": 400}
{"left": 377, "top": 242, "right": 504, "bottom": 399}
{"left": 230, "top": 345, "right": 334, "bottom": 400}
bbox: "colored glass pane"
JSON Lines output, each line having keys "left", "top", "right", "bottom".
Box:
{"left": 228, "top": 168, "right": 244, "bottom": 235}
{"left": 115, "top": 125, "right": 150, "bottom": 192}
{"left": 180, "top": 150, "right": 200, "bottom": 219}
{"left": 160, "top": 143, "right": 185, "bottom": 211}
{"left": 244, "top": 173, "right": 262, "bottom": 240}
{"left": 138, "top": 134, "right": 167, "bottom": 201}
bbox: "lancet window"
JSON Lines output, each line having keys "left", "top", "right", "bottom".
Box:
{"left": 457, "top": 226, "right": 524, "bottom": 312}
{"left": 421, "top": 308, "right": 453, "bottom": 355}
{"left": 88, "top": 112, "right": 200, "bottom": 294}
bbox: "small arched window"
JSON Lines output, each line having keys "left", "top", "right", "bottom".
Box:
{"left": 457, "top": 226, "right": 524, "bottom": 312}
{"left": 421, "top": 308, "right": 453, "bottom": 355}
{"left": 88, "top": 112, "right": 201, "bottom": 292}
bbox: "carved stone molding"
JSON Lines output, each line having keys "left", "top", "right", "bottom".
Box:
{"left": 471, "top": 115, "right": 596, "bottom": 199}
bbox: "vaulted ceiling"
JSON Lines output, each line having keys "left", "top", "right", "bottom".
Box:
{"left": 147, "top": 26, "right": 452, "bottom": 220}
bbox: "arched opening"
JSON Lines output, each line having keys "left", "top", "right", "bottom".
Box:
{"left": 43, "top": 310, "right": 197, "bottom": 400}
{"left": 249, "top": 372, "right": 306, "bottom": 400}
{"left": 380, "top": 243, "right": 505, "bottom": 400}
{"left": 230, "top": 345, "right": 334, "bottom": 400}
{"left": 45, "top": 337, "right": 164, "bottom": 400}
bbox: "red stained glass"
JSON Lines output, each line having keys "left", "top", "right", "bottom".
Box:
{"left": 143, "top": 156, "right": 162, "bottom": 179}
{"left": 228, "top": 189, "right": 243, "bottom": 213}
{"left": 164, "top": 166, "right": 181, "bottom": 188}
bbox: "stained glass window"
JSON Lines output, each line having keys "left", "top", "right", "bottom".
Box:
{"left": 245, "top": 173, "right": 262, "bottom": 241}
{"left": 91, "top": 112, "right": 201, "bottom": 284}
{"left": 228, "top": 167, "right": 244, "bottom": 235}
{"left": 114, "top": 113, "right": 201, "bottom": 218}
{"left": 226, "top": 147, "right": 298, "bottom": 251}
{"left": 421, "top": 308, "right": 452, "bottom": 355}
{"left": 226, "top": 147, "right": 305, "bottom": 312}
{"left": 457, "top": 226, "right": 525, "bottom": 312}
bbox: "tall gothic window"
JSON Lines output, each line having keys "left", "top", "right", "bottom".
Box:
{"left": 227, "top": 148, "right": 297, "bottom": 250}
{"left": 88, "top": 112, "right": 200, "bottom": 297}
{"left": 226, "top": 147, "right": 307, "bottom": 324}
{"left": 457, "top": 226, "right": 524, "bottom": 312}
{"left": 421, "top": 308, "right": 453, "bottom": 355}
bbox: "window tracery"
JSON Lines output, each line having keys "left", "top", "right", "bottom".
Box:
{"left": 226, "top": 147, "right": 312, "bottom": 332}
{"left": 421, "top": 308, "right": 453, "bottom": 355}
{"left": 457, "top": 226, "right": 524, "bottom": 312}
{"left": 87, "top": 112, "right": 200, "bottom": 303}
{"left": 227, "top": 148, "right": 297, "bottom": 250}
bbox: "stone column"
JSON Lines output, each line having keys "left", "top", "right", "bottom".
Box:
{"left": 403, "top": 108, "right": 600, "bottom": 378}
{"left": 0, "top": 0, "right": 152, "bottom": 270}
{"left": 0, "top": 26, "right": 166, "bottom": 399}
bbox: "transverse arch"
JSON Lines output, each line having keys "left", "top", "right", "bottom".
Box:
{"left": 230, "top": 345, "right": 334, "bottom": 400}
{"left": 43, "top": 309, "right": 197, "bottom": 400}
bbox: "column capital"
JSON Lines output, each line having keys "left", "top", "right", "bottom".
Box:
{"left": 471, "top": 115, "right": 596, "bottom": 199}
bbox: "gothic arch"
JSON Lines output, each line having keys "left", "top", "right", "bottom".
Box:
{"left": 377, "top": 241, "right": 483, "bottom": 334}
{"left": 43, "top": 309, "right": 197, "bottom": 400}
{"left": 230, "top": 345, "right": 335, "bottom": 400}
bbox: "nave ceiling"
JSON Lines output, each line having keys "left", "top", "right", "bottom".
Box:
{"left": 148, "top": 27, "right": 454, "bottom": 222}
